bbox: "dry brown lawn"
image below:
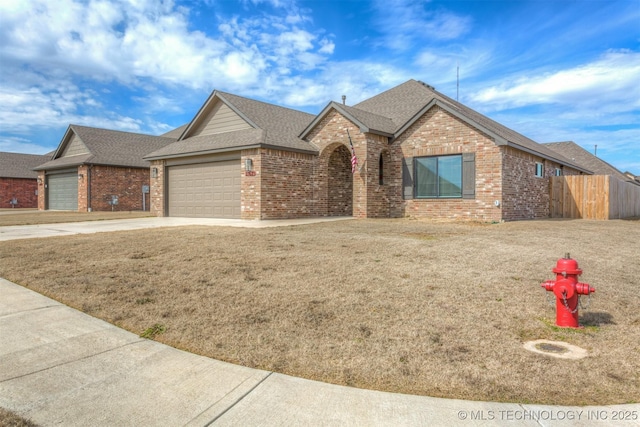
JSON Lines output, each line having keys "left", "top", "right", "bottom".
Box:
{"left": 0, "top": 211, "right": 152, "bottom": 226}
{"left": 0, "top": 407, "right": 39, "bottom": 427}
{"left": 1, "top": 218, "right": 638, "bottom": 405}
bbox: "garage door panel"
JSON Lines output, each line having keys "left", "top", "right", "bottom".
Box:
{"left": 48, "top": 173, "right": 78, "bottom": 210}
{"left": 168, "top": 160, "right": 240, "bottom": 218}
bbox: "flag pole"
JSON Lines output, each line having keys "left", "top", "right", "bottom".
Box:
{"left": 346, "top": 129, "right": 358, "bottom": 174}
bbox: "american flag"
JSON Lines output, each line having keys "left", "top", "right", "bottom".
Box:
{"left": 347, "top": 129, "right": 358, "bottom": 174}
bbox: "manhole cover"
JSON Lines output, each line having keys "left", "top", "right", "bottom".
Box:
{"left": 535, "top": 343, "right": 569, "bottom": 354}
{"left": 523, "top": 340, "right": 588, "bottom": 359}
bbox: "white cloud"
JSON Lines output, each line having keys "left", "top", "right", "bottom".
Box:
{"left": 469, "top": 50, "right": 640, "bottom": 111}
{"left": 371, "top": 0, "right": 472, "bottom": 50}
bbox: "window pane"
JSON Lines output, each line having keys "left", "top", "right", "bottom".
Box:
{"left": 415, "top": 157, "right": 437, "bottom": 197}
{"left": 438, "top": 156, "right": 462, "bottom": 197}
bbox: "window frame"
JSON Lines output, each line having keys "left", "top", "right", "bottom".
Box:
{"left": 413, "top": 154, "right": 463, "bottom": 199}
{"left": 535, "top": 162, "right": 544, "bottom": 178}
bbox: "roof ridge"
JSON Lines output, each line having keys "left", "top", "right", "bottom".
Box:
{"left": 69, "top": 124, "right": 175, "bottom": 140}
{"left": 217, "top": 91, "right": 315, "bottom": 118}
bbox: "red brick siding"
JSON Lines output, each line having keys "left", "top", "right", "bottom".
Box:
{"left": 150, "top": 161, "right": 165, "bottom": 216}
{"left": 78, "top": 165, "right": 89, "bottom": 211}
{"left": 252, "top": 148, "right": 316, "bottom": 219}
{"left": 327, "top": 145, "right": 352, "bottom": 216}
{"left": 241, "top": 149, "right": 261, "bottom": 220}
{"left": 37, "top": 172, "right": 45, "bottom": 210}
{"left": 392, "top": 106, "right": 503, "bottom": 221}
{"left": 304, "top": 109, "right": 372, "bottom": 218}
{"left": 0, "top": 178, "right": 38, "bottom": 208}
{"left": 87, "top": 166, "right": 150, "bottom": 212}
{"left": 364, "top": 134, "right": 391, "bottom": 218}
{"left": 501, "top": 147, "right": 580, "bottom": 221}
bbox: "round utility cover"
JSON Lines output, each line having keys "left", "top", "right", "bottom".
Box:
{"left": 523, "top": 340, "right": 588, "bottom": 359}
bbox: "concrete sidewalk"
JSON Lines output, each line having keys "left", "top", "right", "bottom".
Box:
{"left": 0, "top": 216, "right": 352, "bottom": 241}
{"left": 1, "top": 279, "right": 637, "bottom": 426}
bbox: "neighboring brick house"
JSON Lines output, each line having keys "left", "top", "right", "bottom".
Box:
{"left": 0, "top": 152, "right": 51, "bottom": 208}
{"left": 545, "top": 141, "right": 638, "bottom": 185}
{"left": 34, "top": 125, "right": 174, "bottom": 211}
{"left": 145, "top": 79, "right": 590, "bottom": 221}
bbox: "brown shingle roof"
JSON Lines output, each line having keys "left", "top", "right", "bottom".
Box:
{"left": 145, "top": 129, "right": 264, "bottom": 159}
{"left": 351, "top": 79, "right": 589, "bottom": 172}
{"left": 545, "top": 141, "right": 631, "bottom": 182}
{"left": 161, "top": 124, "right": 189, "bottom": 139}
{"left": 35, "top": 125, "right": 175, "bottom": 170}
{"left": 0, "top": 152, "right": 52, "bottom": 179}
{"left": 147, "top": 91, "right": 317, "bottom": 159}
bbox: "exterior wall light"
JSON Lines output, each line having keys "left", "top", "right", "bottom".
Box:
{"left": 37, "top": 177, "right": 43, "bottom": 184}
{"left": 245, "top": 158, "right": 253, "bottom": 172}
{"left": 78, "top": 174, "right": 84, "bottom": 180}
{"left": 151, "top": 167, "right": 158, "bottom": 178}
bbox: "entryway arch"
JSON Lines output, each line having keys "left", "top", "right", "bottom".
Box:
{"left": 320, "top": 143, "right": 353, "bottom": 216}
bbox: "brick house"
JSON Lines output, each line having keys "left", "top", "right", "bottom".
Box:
{"left": 34, "top": 125, "right": 174, "bottom": 212}
{"left": 146, "top": 79, "right": 590, "bottom": 221}
{"left": 545, "top": 141, "right": 637, "bottom": 185}
{"left": 0, "top": 152, "right": 51, "bottom": 209}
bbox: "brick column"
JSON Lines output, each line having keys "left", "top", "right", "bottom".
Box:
{"left": 150, "top": 161, "right": 165, "bottom": 216}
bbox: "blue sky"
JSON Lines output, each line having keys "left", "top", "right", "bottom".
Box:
{"left": 1, "top": 0, "right": 639, "bottom": 173}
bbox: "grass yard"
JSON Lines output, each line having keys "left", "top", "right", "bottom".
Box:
{"left": 0, "top": 407, "right": 39, "bottom": 427}
{"left": 0, "top": 211, "right": 152, "bottom": 226}
{"left": 1, "top": 218, "right": 638, "bottom": 405}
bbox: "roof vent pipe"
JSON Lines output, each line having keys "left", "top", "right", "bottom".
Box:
{"left": 341, "top": 95, "right": 346, "bottom": 105}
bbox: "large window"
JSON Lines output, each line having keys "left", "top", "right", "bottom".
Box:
{"left": 415, "top": 155, "right": 462, "bottom": 198}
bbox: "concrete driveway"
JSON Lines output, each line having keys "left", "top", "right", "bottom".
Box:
{"left": 0, "top": 216, "right": 352, "bottom": 241}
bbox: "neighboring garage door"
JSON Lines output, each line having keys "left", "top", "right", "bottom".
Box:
{"left": 168, "top": 160, "right": 241, "bottom": 218}
{"left": 47, "top": 172, "right": 78, "bottom": 210}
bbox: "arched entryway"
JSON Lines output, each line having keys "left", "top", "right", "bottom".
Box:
{"left": 327, "top": 145, "right": 353, "bottom": 216}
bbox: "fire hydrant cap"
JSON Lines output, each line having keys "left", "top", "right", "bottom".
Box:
{"left": 552, "top": 257, "right": 582, "bottom": 275}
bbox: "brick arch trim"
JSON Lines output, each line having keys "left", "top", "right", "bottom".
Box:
{"left": 317, "top": 142, "right": 354, "bottom": 217}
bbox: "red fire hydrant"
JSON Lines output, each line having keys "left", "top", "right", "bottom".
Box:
{"left": 541, "top": 253, "right": 595, "bottom": 328}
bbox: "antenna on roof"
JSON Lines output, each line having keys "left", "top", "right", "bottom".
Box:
{"left": 456, "top": 62, "right": 459, "bottom": 102}
{"left": 594, "top": 144, "right": 597, "bottom": 157}
{"left": 342, "top": 95, "right": 346, "bottom": 105}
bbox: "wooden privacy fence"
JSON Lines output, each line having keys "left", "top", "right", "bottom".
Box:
{"left": 550, "top": 175, "right": 640, "bottom": 219}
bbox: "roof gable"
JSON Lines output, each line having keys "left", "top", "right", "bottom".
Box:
{"left": 300, "top": 102, "right": 396, "bottom": 139}
{"left": 35, "top": 125, "right": 174, "bottom": 170}
{"left": 346, "top": 79, "right": 590, "bottom": 171}
{"left": 147, "top": 90, "right": 317, "bottom": 159}
{"left": 60, "top": 133, "right": 89, "bottom": 157}
{"left": 182, "top": 95, "right": 254, "bottom": 140}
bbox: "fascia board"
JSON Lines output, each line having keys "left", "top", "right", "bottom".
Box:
{"left": 145, "top": 143, "right": 318, "bottom": 161}
{"left": 145, "top": 144, "right": 263, "bottom": 161}
{"left": 507, "top": 142, "right": 593, "bottom": 174}
{"left": 393, "top": 100, "right": 508, "bottom": 146}
{"left": 393, "top": 100, "right": 592, "bottom": 173}
{"left": 51, "top": 125, "right": 76, "bottom": 160}
{"left": 179, "top": 90, "right": 219, "bottom": 140}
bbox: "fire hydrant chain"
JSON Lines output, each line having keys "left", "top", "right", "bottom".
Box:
{"left": 561, "top": 292, "right": 580, "bottom": 314}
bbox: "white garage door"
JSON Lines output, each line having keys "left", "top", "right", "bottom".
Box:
{"left": 168, "top": 161, "right": 241, "bottom": 218}
{"left": 48, "top": 172, "right": 78, "bottom": 210}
